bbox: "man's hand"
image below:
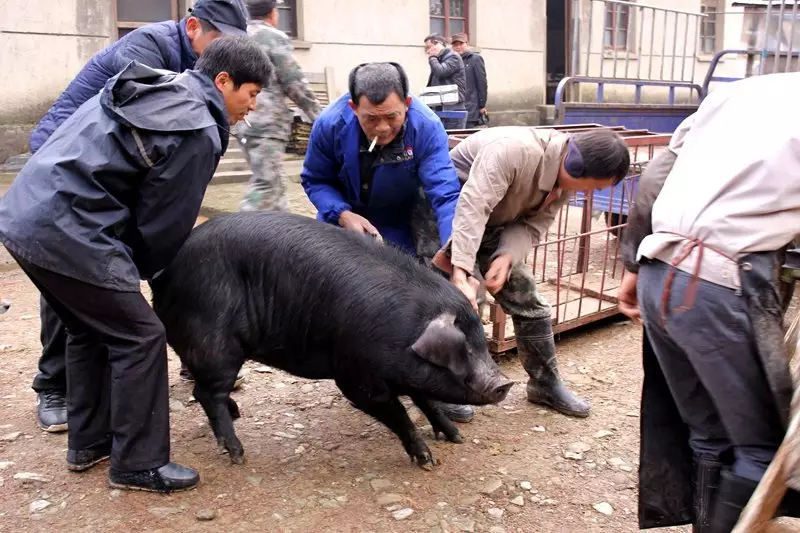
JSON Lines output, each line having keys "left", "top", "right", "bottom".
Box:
{"left": 426, "top": 46, "right": 441, "bottom": 58}
{"left": 452, "top": 266, "right": 480, "bottom": 313}
{"left": 479, "top": 108, "right": 487, "bottom": 115}
{"left": 485, "top": 254, "right": 513, "bottom": 294}
{"left": 339, "top": 211, "right": 383, "bottom": 242}
{"left": 618, "top": 270, "right": 641, "bottom": 325}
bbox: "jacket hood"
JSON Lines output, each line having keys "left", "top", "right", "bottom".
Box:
{"left": 100, "top": 61, "right": 228, "bottom": 136}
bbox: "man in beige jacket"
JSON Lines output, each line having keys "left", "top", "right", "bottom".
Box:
{"left": 433, "top": 126, "right": 630, "bottom": 420}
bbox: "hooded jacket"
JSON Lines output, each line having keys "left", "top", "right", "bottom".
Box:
{"left": 0, "top": 62, "right": 229, "bottom": 292}
{"left": 29, "top": 20, "right": 199, "bottom": 154}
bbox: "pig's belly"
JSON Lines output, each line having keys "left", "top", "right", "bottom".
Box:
{"left": 251, "top": 347, "right": 336, "bottom": 381}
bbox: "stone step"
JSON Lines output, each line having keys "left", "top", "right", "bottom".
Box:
{"left": 216, "top": 157, "right": 250, "bottom": 173}
{"left": 211, "top": 170, "right": 253, "bottom": 185}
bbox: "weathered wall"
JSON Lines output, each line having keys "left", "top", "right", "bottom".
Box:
{"left": 291, "top": 0, "right": 547, "bottom": 126}
{"left": 0, "top": 0, "right": 112, "bottom": 158}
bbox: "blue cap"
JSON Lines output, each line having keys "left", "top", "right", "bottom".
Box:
{"left": 189, "top": 0, "right": 248, "bottom": 36}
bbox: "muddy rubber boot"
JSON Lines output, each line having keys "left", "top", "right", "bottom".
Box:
{"left": 692, "top": 457, "right": 722, "bottom": 533}
{"left": 512, "top": 316, "right": 590, "bottom": 418}
{"left": 709, "top": 471, "right": 758, "bottom": 533}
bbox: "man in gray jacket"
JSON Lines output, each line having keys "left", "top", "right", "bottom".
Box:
{"left": 424, "top": 33, "right": 467, "bottom": 129}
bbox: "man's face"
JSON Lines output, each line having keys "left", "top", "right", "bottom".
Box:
{"left": 424, "top": 40, "right": 445, "bottom": 56}
{"left": 215, "top": 74, "right": 261, "bottom": 125}
{"left": 186, "top": 16, "right": 222, "bottom": 55}
{"left": 556, "top": 161, "right": 617, "bottom": 191}
{"left": 348, "top": 93, "right": 410, "bottom": 147}
{"left": 451, "top": 40, "right": 469, "bottom": 55}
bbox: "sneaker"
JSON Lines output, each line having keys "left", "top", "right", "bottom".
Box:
{"left": 109, "top": 462, "right": 199, "bottom": 493}
{"left": 37, "top": 390, "right": 68, "bottom": 433}
{"left": 67, "top": 444, "right": 111, "bottom": 472}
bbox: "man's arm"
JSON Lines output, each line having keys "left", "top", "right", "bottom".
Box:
{"left": 498, "top": 192, "right": 569, "bottom": 267}
{"left": 620, "top": 112, "right": 694, "bottom": 272}
{"left": 475, "top": 55, "right": 488, "bottom": 110}
{"left": 428, "top": 52, "right": 463, "bottom": 79}
{"left": 300, "top": 119, "right": 351, "bottom": 224}
{"left": 416, "top": 120, "right": 462, "bottom": 245}
{"left": 269, "top": 36, "right": 322, "bottom": 121}
{"left": 450, "top": 139, "right": 527, "bottom": 273}
{"left": 131, "top": 131, "right": 218, "bottom": 279}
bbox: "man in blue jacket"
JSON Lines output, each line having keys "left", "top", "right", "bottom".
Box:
{"left": 27, "top": 0, "right": 247, "bottom": 434}
{"left": 0, "top": 36, "right": 271, "bottom": 492}
{"left": 301, "top": 62, "right": 474, "bottom": 423}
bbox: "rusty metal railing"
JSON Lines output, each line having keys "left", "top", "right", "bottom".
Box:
{"left": 448, "top": 125, "right": 672, "bottom": 353}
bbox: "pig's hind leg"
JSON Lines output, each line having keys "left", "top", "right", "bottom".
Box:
{"left": 336, "top": 379, "right": 437, "bottom": 469}
{"left": 193, "top": 372, "right": 245, "bottom": 464}
{"left": 409, "top": 395, "right": 463, "bottom": 444}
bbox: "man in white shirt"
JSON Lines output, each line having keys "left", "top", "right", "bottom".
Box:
{"left": 619, "top": 71, "right": 800, "bottom": 531}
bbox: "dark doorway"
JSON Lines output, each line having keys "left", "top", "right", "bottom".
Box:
{"left": 546, "top": 0, "right": 567, "bottom": 105}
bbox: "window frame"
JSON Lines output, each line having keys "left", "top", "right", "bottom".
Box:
{"left": 603, "top": 3, "right": 632, "bottom": 51}
{"left": 276, "top": 0, "right": 299, "bottom": 38}
{"left": 114, "top": 0, "right": 180, "bottom": 41}
{"left": 699, "top": 1, "right": 721, "bottom": 55}
{"left": 429, "top": 0, "right": 470, "bottom": 40}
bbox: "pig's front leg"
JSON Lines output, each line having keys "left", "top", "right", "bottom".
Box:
{"left": 335, "top": 379, "right": 436, "bottom": 469}
{"left": 409, "top": 395, "right": 463, "bottom": 444}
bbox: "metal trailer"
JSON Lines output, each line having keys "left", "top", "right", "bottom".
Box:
{"left": 557, "top": 0, "right": 800, "bottom": 225}
{"left": 447, "top": 124, "right": 671, "bottom": 353}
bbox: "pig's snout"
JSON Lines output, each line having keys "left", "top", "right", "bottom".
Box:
{"left": 485, "top": 378, "right": 514, "bottom": 404}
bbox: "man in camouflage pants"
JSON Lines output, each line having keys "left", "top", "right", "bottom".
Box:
{"left": 239, "top": 0, "right": 321, "bottom": 211}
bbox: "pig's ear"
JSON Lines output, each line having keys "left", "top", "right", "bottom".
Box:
{"left": 411, "top": 313, "right": 467, "bottom": 370}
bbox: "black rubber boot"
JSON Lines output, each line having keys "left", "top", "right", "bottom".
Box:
{"left": 512, "top": 317, "right": 590, "bottom": 418}
{"left": 709, "top": 471, "right": 757, "bottom": 533}
{"left": 692, "top": 456, "right": 722, "bottom": 532}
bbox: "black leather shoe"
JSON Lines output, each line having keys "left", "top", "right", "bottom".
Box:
{"left": 37, "top": 390, "right": 68, "bottom": 433}
{"left": 67, "top": 443, "right": 111, "bottom": 472}
{"left": 109, "top": 462, "right": 199, "bottom": 493}
{"left": 439, "top": 403, "right": 475, "bottom": 423}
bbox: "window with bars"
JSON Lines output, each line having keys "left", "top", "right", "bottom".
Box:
{"left": 700, "top": 1, "right": 720, "bottom": 54}
{"left": 116, "top": 0, "right": 180, "bottom": 40}
{"left": 276, "top": 0, "right": 298, "bottom": 38}
{"left": 604, "top": 4, "right": 631, "bottom": 50}
{"left": 429, "top": 0, "right": 468, "bottom": 39}
{"left": 115, "top": 0, "right": 299, "bottom": 40}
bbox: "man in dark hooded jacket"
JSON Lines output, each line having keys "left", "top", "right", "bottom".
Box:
{"left": 26, "top": 0, "right": 248, "bottom": 435}
{"left": 0, "top": 36, "right": 271, "bottom": 492}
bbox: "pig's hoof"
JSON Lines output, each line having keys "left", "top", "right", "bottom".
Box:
{"left": 434, "top": 429, "right": 462, "bottom": 443}
{"left": 448, "top": 432, "right": 464, "bottom": 444}
{"left": 229, "top": 452, "right": 245, "bottom": 465}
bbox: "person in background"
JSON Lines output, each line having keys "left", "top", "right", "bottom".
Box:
{"left": 238, "top": 0, "right": 321, "bottom": 212}
{"left": 424, "top": 33, "right": 467, "bottom": 130}
{"left": 450, "top": 33, "right": 488, "bottom": 129}
{"left": 24, "top": 0, "right": 249, "bottom": 435}
{"left": 0, "top": 36, "right": 271, "bottom": 492}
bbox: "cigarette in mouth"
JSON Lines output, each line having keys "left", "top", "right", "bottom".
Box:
{"left": 243, "top": 116, "right": 252, "bottom": 128}
{"left": 368, "top": 136, "right": 378, "bottom": 152}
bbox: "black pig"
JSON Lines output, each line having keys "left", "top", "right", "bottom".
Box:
{"left": 151, "top": 212, "right": 513, "bottom": 468}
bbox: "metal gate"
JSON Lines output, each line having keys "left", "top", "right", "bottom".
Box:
{"left": 447, "top": 125, "right": 671, "bottom": 353}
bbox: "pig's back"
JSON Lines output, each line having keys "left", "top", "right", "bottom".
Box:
{"left": 152, "top": 212, "right": 469, "bottom": 365}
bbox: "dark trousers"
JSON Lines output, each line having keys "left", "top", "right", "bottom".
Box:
{"left": 32, "top": 296, "right": 68, "bottom": 393}
{"left": 12, "top": 255, "right": 170, "bottom": 471}
{"left": 638, "top": 260, "right": 784, "bottom": 482}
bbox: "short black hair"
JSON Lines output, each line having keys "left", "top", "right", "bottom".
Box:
{"left": 349, "top": 62, "right": 409, "bottom": 106}
{"left": 246, "top": 0, "right": 276, "bottom": 18}
{"left": 196, "top": 35, "right": 272, "bottom": 89}
{"left": 570, "top": 130, "right": 631, "bottom": 184}
{"left": 424, "top": 33, "right": 447, "bottom": 45}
